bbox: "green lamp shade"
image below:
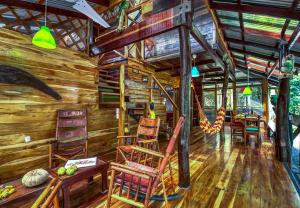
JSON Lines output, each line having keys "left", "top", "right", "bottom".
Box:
{"left": 243, "top": 86, "right": 252, "bottom": 96}
{"left": 192, "top": 66, "right": 200, "bottom": 77}
{"left": 32, "top": 26, "right": 56, "bottom": 49}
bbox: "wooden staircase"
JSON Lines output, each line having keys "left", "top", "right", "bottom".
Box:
{"left": 98, "top": 65, "right": 126, "bottom": 107}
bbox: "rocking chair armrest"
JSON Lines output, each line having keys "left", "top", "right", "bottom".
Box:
{"left": 129, "top": 145, "right": 165, "bottom": 158}
{"left": 110, "top": 162, "right": 157, "bottom": 178}
{"left": 117, "top": 135, "right": 137, "bottom": 139}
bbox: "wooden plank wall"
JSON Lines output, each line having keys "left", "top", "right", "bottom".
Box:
{"left": 0, "top": 28, "right": 118, "bottom": 182}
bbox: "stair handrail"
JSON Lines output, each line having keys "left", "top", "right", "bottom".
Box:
{"left": 151, "top": 74, "right": 178, "bottom": 110}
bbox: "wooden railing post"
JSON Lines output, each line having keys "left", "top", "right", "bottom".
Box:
{"left": 262, "top": 78, "right": 269, "bottom": 131}
{"left": 233, "top": 80, "right": 237, "bottom": 115}
{"left": 118, "top": 64, "right": 125, "bottom": 138}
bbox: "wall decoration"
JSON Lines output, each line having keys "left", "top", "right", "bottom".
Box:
{"left": 0, "top": 65, "right": 62, "bottom": 100}
{"left": 142, "top": 75, "right": 148, "bottom": 82}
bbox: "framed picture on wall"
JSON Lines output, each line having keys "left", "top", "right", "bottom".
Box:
{"left": 142, "top": 75, "right": 148, "bottom": 82}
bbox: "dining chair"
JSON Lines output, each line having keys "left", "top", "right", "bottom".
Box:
{"left": 230, "top": 113, "right": 245, "bottom": 144}
{"left": 244, "top": 115, "right": 261, "bottom": 146}
{"left": 49, "top": 109, "right": 88, "bottom": 168}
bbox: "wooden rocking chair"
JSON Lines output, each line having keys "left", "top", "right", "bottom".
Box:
{"left": 31, "top": 178, "right": 62, "bottom": 208}
{"left": 106, "top": 117, "right": 185, "bottom": 208}
{"left": 49, "top": 109, "right": 88, "bottom": 168}
{"left": 117, "top": 116, "right": 160, "bottom": 152}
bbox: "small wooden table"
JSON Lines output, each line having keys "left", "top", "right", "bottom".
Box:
{"left": 0, "top": 176, "right": 53, "bottom": 208}
{"left": 49, "top": 158, "right": 109, "bottom": 208}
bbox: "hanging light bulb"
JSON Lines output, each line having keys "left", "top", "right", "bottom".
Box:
{"left": 32, "top": 0, "right": 56, "bottom": 49}
{"left": 243, "top": 66, "right": 252, "bottom": 96}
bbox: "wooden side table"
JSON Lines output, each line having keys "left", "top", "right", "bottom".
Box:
{"left": 0, "top": 176, "right": 52, "bottom": 208}
{"left": 49, "top": 158, "right": 109, "bottom": 208}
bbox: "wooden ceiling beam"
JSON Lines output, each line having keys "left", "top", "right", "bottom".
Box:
{"left": 230, "top": 47, "right": 277, "bottom": 62}
{"left": 190, "top": 25, "right": 225, "bottom": 71}
{"left": 0, "top": 0, "right": 87, "bottom": 19}
{"left": 225, "top": 37, "right": 277, "bottom": 53}
{"left": 154, "top": 59, "right": 214, "bottom": 72}
{"left": 88, "top": 0, "right": 109, "bottom": 7}
{"left": 210, "top": 2, "right": 300, "bottom": 20}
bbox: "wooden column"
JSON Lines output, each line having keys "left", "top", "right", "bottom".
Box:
{"left": 262, "top": 78, "right": 269, "bottom": 131}
{"left": 86, "top": 19, "right": 93, "bottom": 55}
{"left": 233, "top": 81, "right": 237, "bottom": 115}
{"left": 178, "top": 24, "right": 192, "bottom": 188}
{"left": 275, "top": 77, "right": 291, "bottom": 164}
{"left": 222, "top": 66, "right": 229, "bottom": 109}
{"left": 214, "top": 83, "right": 218, "bottom": 112}
{"left": 118, "top": 64, "right": 125, "bottom": 138}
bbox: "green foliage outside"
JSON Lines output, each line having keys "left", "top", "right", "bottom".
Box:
{"left": 290, "top": 75, "right": 300, "bottom": 115}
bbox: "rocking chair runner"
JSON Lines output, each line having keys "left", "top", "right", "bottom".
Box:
{"left": 49, "top": 109, "right": 88, "bottom": 168}
{"left": 106, "top": 117, "right": 185, "bottom": 208}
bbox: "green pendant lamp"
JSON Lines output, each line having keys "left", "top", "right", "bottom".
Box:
{"left": 32, "top": 0, "right": 56, "bottom": 49}
{"left": 192, "top": 54, "right": 200, "bottom": 77}
{"left": 192, "top": 66, "right": 200, "bottom": 77}
{"left": 243, "top": 67, "right": 252, "bottom": 96}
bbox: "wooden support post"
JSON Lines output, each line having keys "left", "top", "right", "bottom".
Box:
{"left": 191, "top": 89, "right": 194, "bottom": 130}
{"left": 86, "top": 18, "right": 94, "bottom": 55}
{"left": 178, "top": 24, "right": 192, "bottom": 188}
{"left": 214, "top": 83, "right": 218, "bottom": 112}
{"left": 173, "top": 88, "right": 179, "bottom": 127}
{"left": 275, "top": 77, "right": 291, "bottom": 164}
{"left": 118, "top": 64, "right": 125, "bottom": 138}
{"left": 222, "top": 66, "right": 229, "bottom": 109}
{"left": 233, "top": 81, "right": 237, "bottom": 115}
{"left": 262, "top": 78, "right": 269, "bottom": 131}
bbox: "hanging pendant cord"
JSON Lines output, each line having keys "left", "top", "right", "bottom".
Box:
{"left": 44, "top": 0, "right": 47, "bottom": 26}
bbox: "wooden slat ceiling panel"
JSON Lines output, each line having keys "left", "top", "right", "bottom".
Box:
{"left": 210, "top": 0, "right": 300, "bottom": 80}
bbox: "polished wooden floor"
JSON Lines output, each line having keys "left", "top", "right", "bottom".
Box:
{"left": 89, "top": 127, "right": 300, "bottom": 208}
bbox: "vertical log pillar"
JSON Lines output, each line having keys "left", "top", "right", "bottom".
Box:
{"left": 118, "top": 64, "right": 125, "bottom": 138}
{"left": 178, "top": 24, "right": 192, "bottom": 188}
{"left": 262, "top": 79, "right": 269, "bottom": 131}
{"left": 222, "top": 66, "right": 229, "bottom": 109}
{"left": 86, "top": 19, "right": 94, "bottom": 55}
{"left": 233, "top": 81, "right": 237, "bottom": 115}
{"left": 275, "top": 77, "right": 291, "bottom": 164}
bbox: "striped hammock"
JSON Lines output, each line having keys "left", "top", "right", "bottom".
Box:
{"left": 192, "top": 83, "right": 225, "bottom": 135}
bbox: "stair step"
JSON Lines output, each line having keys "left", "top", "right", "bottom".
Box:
{"left": 99, "top": 74, "right": 114, "bottom": 79}
{"left": 99, "top": 85, "right": 120, "bottom": 90}
{"left": 100, "top": 92, "right": 119, "bottom": 96}
{"left": 99, "top": 78, "right": 119, "bottom": 85}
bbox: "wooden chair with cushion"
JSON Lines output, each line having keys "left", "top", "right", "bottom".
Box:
{"left": 244, "top": 115, "right": 261, "bottom": 146}
{"left": 49, "top": 109, "right": 88, "bottom": 168}
{"left": 106, "top": 117, "right": 185, "bottom": 208}
{"left": 117, "top": 116, "right": 161, "bottom": 152}
{"left": 230, "top": 114, "right": 245, "bottom": 144}
{"left": 31, "top": 178, "right": 62, "bottom": 208}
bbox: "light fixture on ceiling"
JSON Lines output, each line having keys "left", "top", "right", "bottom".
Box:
{"left": 243, "top": 66, "right": 252, "bottom": 96}
{"left": 32, "top": 0, "right": 56, "bottom": 49}
{"left": 192, "top": 54, "right": 200, "bottom": 78}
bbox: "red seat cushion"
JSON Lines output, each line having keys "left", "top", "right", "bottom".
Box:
{"left": 115, "top": 173, "right": 151, "bottom": 194}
